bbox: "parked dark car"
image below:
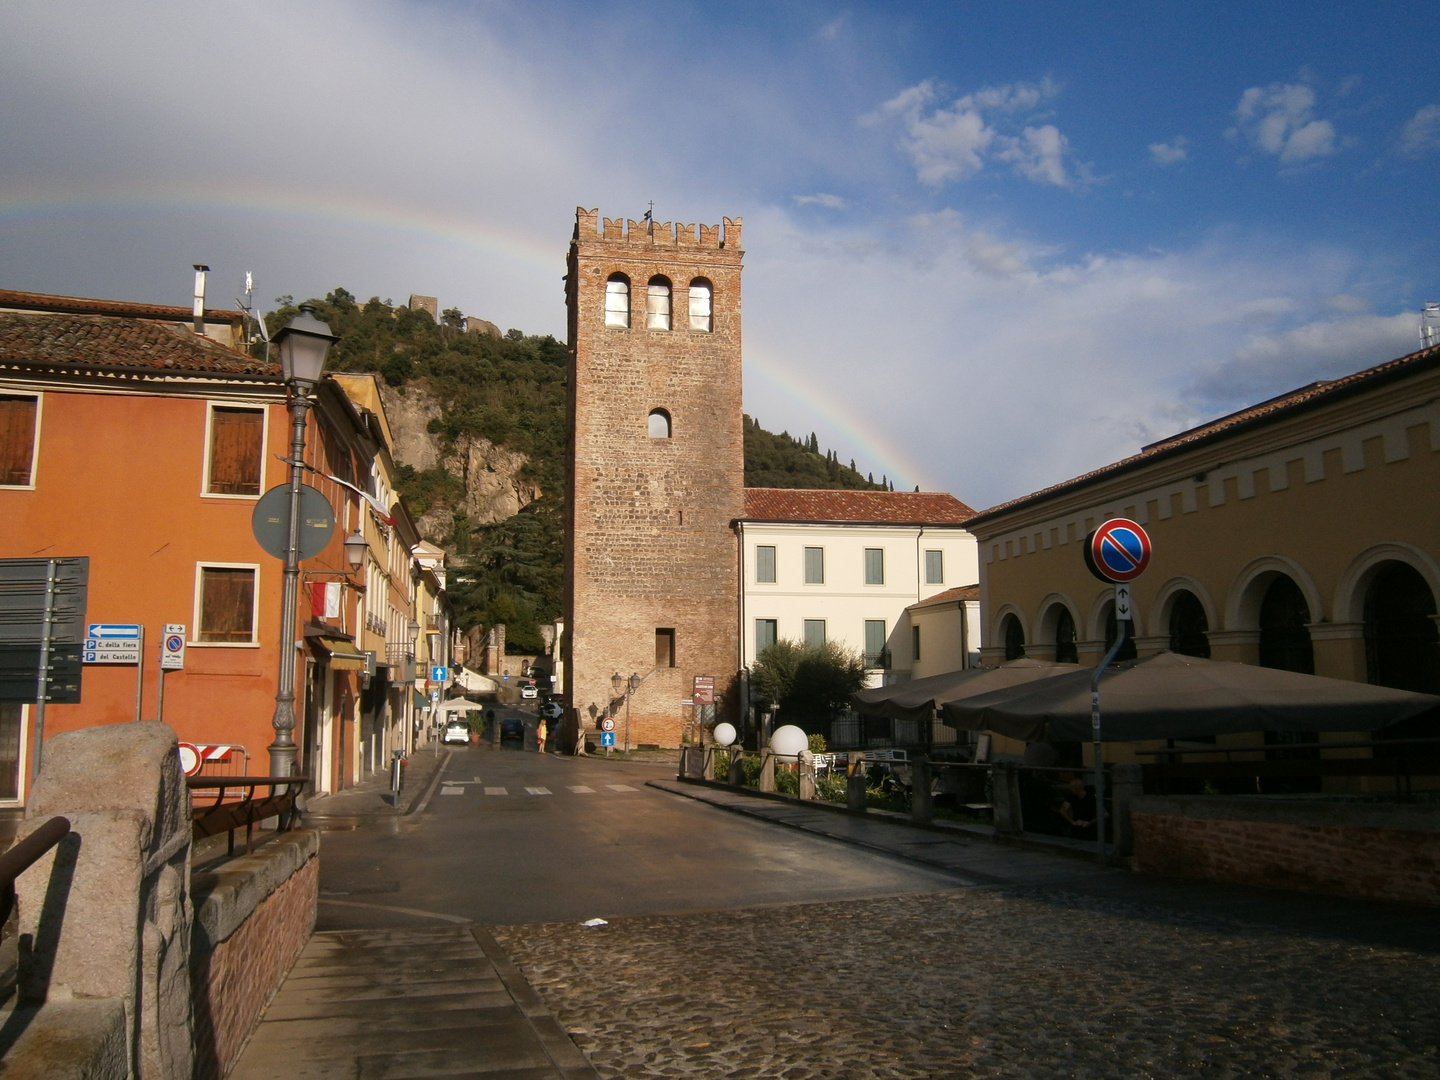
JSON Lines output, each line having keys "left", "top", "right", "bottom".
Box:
{"left": 501, "top": 715, "right": 525, "bottom": 740}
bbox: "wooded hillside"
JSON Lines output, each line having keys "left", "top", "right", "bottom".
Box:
{"left": 266, "top": 291, "right": 888, "bottom": 650}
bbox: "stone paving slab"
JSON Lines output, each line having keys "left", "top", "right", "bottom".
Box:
{"left": 649, "top": 778, "right": 1440, "bottom": 954}
{"left": 230, "top": 926, "right": 599, "bottom": 1080}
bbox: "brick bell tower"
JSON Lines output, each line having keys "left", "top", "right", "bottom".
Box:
{"left": 563, "top": 208, "right": 744, "bottom": 748}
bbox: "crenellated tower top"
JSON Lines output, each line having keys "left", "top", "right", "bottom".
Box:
{"left": 573, "top": 207, "right": 742, "bottom": 251}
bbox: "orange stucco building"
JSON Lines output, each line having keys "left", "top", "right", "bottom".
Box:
{"left": 0, "top": 290, "right": 419, "bottom": 803}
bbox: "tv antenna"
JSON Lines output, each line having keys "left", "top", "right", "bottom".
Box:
{"left": 1422, "top": 301, "right": 1440, "bottom": 350}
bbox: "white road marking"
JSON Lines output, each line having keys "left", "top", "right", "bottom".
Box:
{"left": 525, "top": 786, "right": 552, "bottom": 796}
{"left": 485, "top": 787, "right": 508, "bottom": 796}
{"left": 606, "top": 784, "right": 638, "bottom": 792}
{"left": 440, "top": 788, "right": 465, "bottom": 796}
{"left": 568, "top": 785, "right": 595, "bottom": 794}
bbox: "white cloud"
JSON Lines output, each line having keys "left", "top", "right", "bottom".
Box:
{"left": 868, "top": 78, "right": 1078, "bottom": 188}
{"left": 1325, "top": 293, "right": 1371, "bottom": 313}
{"left": 793, "top": 193, "right": 847, "bottom": 209}
{"left": 1397, "top": 104, "right": 1440, "bottom": 158}
{"left": 1230, "top": 82, "right": 1337, "bottom": 164}
{"left": 1148, "top": 136, "right": 1189, "bottom": 165}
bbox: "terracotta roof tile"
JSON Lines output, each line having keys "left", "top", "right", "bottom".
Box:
{"left": 741, "top": 488, "right": 975, "bottom": 525}
{"left": 968, "top": 340, "right": 1440, "bottom": 526}
{"left": 0, "top": 311, "right": 280, "bottom": 379}
{"left": 909, "top": 584, "right": 980, "bottom": 608}
{"left": 0, "top": 287, "right": 245, "bottom": 323}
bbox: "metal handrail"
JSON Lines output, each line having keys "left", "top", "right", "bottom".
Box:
{"left": 188, "top": 775, "right": 309, "bottom": 856}
{"left": 0, "top": 815, "right": 70, "bottom": 927}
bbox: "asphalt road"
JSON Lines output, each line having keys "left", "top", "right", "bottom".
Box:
{"left": 314, "top": 737, "right": 969, "bottom": 931}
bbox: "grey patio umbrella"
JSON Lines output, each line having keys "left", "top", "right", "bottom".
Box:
{"left": 853, "top": 658, "right": 1082, "bottom": 722}
{"left": 940, "top": 651, "right": 1440, "bottom": 742}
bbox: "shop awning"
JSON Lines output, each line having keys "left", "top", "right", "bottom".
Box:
{"left": 940, "top": 651, "right": 1440, "bottom": 742}
{"left": 413, "top": 690, "right": 429, "bottom": 710}
{"left": 853, "top": 658, "right": 1082, "bottom": 721}
{"left": 309, "top": 634, "right": 369, "bottom": 671}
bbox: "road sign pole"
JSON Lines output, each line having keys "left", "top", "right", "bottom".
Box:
{"left": 30, "top": 558, "right": 58, "bottom": 784}
{"left": 134, "top": 625, "right": 145, "bottom": 723}
{"left": 157, "top": 668, "right": 166, "bottom": 724}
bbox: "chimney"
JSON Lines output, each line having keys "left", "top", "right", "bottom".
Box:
{"left": 192, "top": 264, "right": 209, "bottom": 335}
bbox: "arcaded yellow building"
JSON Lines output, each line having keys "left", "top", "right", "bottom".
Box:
{"left": 966, "top": 342, "right": 1440, "bottom": 699}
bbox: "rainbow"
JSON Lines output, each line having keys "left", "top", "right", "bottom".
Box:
{"left": 2, "top": 184, "right": 928, "bottom": 490}
{"left": 0, "top": 181, "right": 561, "bottom": 277}
{"left": 743, "top": 343, "right": 932, "bottom": 492}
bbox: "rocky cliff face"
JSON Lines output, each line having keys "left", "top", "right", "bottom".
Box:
{"left": 379, "top": 381, "right": 540, "bottom": 544}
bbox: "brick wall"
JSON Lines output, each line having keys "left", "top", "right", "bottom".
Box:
{"left": 564, "top": 209, "right": 745, "bottom": 745}
{"left": 1132, "top": 808, "right": 1440, "bottom": 906}
{"left": 192, "top": 853, "right": 318, "bottom": 1079}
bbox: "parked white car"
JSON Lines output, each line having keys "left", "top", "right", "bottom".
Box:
{"left": 441, "top": 720, "right": 471, "bottom": 746}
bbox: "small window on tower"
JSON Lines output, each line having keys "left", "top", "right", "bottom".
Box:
{"left": 648, "top": 409, "right": 671, "bottom": 438}
{"left": 656, "top": 628, "right": 676, "bottom": 668}
{"left": 688, "top": 279, "right": 713, "bottom": 332}
{"left": 605, "top": 275, "right": 630, "bottom": 328}
{"left": 646, "top": 277, "right": 672, "bottom": 330}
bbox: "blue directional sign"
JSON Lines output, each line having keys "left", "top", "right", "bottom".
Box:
{"left": 431, "top": 665, "right": 447, "bottom": 683}
{"left": 600, "top": 731, "right": 616, "bottom": 747}
{"left": 85, "top": 623, "right": 141, "bottom": 664}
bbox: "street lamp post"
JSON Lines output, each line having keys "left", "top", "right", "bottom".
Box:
{"left": 268, "top": 303, "right": 337, "bottom": 780}
{"left": 612, "top": 671, "right": 641, "bottom": 755}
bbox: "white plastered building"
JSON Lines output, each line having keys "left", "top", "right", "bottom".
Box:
{"left": 737, "top": 489, "right": 979, "bottom": 686}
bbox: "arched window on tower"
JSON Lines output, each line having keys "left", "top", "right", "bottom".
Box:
{"left": 604, "top": 275, "right": 630, "bottom": 328}
{"left": 688, "top": 279, "right": 713, "bottom": 332}
{"left": 1000, "top": 614, "right": 1025, "bottom": 660}
{"left": 648, "top": 409, "right": 671, "bottom": 438}
{"left": 1258, "top": 575, "right": 1313, "bottom": 674}
{"left": 646, "top": 276, "right": 672, "bottom": 330}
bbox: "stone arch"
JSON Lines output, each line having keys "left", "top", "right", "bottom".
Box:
{"left": 1087, "top": 586, "right": 1143, "bottom": 640}
{"left": 1153, "top": 575, "right": 1218, "bottom": 635}
{"left": 993, "top": 605, "right": 1028, "bottom": 660}
{"left": 1224, "top": 555, "right": 1324, "bottom": 631}
{"left": 1035, "top": 593, "right": 1081, "bottom": 663}
{"left": 1332, "top": 542, "right": 1440, "bottom": 624}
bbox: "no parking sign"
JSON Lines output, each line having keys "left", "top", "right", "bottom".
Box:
{"left": 160, "top": 624, "right": 186, "bottom": 670}
{"left": 1084, "top": 519, "right": 1152, "bottom": 583}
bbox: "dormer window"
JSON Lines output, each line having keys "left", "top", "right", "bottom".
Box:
{"left": 648, "top": 409, "right": 671, "bottom": 438}
{"left": 646, "top": 277, "right": 672, "bottom": 330}
{"left": 604, "top": 275, "right": 630, "bottom": 328}
{"left": 688, "top": 280, "right": 713, "bottom": 332}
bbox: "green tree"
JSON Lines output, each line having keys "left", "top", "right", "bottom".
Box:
{"left": 750, "top": 639, "right": 867, "bottom": 735}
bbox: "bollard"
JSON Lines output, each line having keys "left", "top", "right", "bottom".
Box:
{"left": 798, "top": 750, "right": 816, "bottom": 801}
{"left": 728, "top": 753, "right": 745, "bottom": 786}
{"left": 991, "top": 761, "right": 1024, "bottom": 834}
{"left": 846, "top": 769, "right": 867, "bottom": 812}
{"left": 910, "top": 755, "right": 932, "bottom": 824}
{"left": 704, "top": 745, "right": 716, "bottom": 781}
{"left": 1110, "top": 762, "right": 1144, "bottom": 857}
{"left": 759, "top": 748, "right": 776, "bottom": 792}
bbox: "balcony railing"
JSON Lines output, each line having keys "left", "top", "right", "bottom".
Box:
{"left": 366, "top": 612, "right": 387, "bottom": 636}
{"left": 863, "top": 649, "right": 891, "bottom": 670}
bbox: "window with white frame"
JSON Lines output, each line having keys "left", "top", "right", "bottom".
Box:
{"left": 803, "top": 619, "right": 827, "bottom": 648}
{"left": 206, "top": 405, "right": 265, "bottom": 496}
{"left": 646, "top": 277, "right": 672, "bottom": 330}
{"left": 0, "top": 394, "right": 39, "bottom": 487}
{"left": 865, "top": 620, "right": 887, "bottom": 668}
{"left": 196, "top": 564, "right": 258, "bottom": 643}
{"left": 688, "top": 279, "right": 713, "bottom": 332}
{"left": 755, "top": 618, "right": 777, "bottom": 654}
{"left": 648, "top": 409, "right": 672, "bottom": 438}
{"left": 756, "top": 545, "right": 776, "bottom": 583}
{"left": 925, "top": 549, "right": 944, "bottom": 585}
{"left": 864, "top": 547, "right": 884, "bottom": 585}
{"left": 605, "top": 275, "right": 630, "bottom": 328}
{"left": 804, "top": 546, "right": 824, "bottom": 584}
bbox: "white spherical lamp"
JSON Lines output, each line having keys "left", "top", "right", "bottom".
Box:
{"left": 770, "top": 724, "right": 808, "bottom": 757}
{"left": 712, "top": 722, "right": 737, "bottom": 747}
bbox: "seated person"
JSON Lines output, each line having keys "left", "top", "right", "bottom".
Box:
{"left": 1058, "top": 775, "right": 1097, "bottom": 839}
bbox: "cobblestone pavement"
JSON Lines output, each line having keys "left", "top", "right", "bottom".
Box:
{"left": 495, "top": 888, "right": 1440, "bottom": 1079}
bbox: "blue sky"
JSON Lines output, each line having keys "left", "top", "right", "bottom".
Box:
{"left": 3, "top": 1, "right": 1438, "bottom": 508}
